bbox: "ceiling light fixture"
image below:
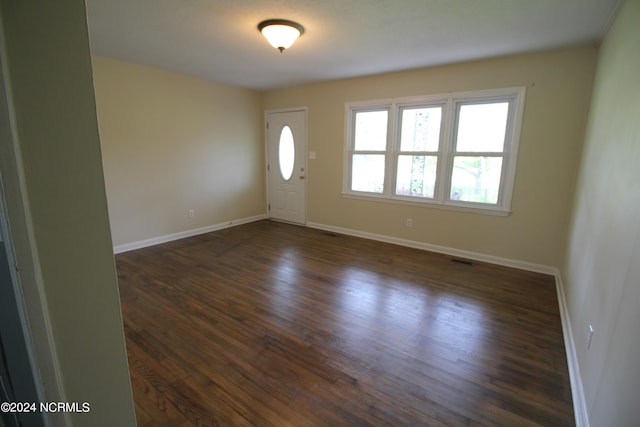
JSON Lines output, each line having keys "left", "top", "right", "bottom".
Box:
{"left": 258, "top": 19, "right": 304, "bottom": 53}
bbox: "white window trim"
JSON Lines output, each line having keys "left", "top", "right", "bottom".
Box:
{"left": 343, "top": 87, "right": 526, "bottom": 216}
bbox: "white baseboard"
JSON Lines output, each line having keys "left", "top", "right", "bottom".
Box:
{"left": 306, "top": 221, "right": 556, "bottom": 275}
{"left": 554, "top": 272, "right": 590, "bottom": 427}
{"left": 113, "top": 214, "right": 267, "bottom": 254}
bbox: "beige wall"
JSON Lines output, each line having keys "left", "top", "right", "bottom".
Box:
{"left": 563, "top": 0, "right": 640, "bottom": 425}
{"left": 92, "top": 56, "right": 265, "bottom": 247}
{"left": 263, "top": 47, "right": 597, "bottom": 268}
{"left": 0, "top": 1, "right": 136, "bottom": 426}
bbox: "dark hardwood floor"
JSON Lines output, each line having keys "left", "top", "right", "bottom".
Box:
{"left": 115, "top": 220, "right": 574, "bottom": 427}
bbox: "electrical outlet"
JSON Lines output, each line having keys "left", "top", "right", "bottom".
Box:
{"left": 188, "top": 209, "right": 194, "bottom": 218}
{"left": 586, "top": 324, "right": 594, "bottom": 350}
{"left": 406, "top": 218, "right": 413, "bottom": 227}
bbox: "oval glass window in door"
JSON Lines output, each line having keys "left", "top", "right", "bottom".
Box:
{"left": 278, "top": 125, "right": 295, "bottom": 181}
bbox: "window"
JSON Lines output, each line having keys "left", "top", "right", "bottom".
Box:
{"left": 278, "top": 125, "right": 295, "bottom": 181}
{"left": 351, "top": 109, "right": 388, "bottom": 193}
{"left": 344, "top": 88, "right": 525, "bottom": 215}
{"left": 395, "top": 105, "right": 442, "bottom": 199}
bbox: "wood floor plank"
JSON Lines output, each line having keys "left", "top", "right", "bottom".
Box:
{"left": 116, "top": 220, "right": 575, "bottom": 426}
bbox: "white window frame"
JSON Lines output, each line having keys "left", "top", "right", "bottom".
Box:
{"left": 343, "top": 87, "right": 526, "bottom": 216}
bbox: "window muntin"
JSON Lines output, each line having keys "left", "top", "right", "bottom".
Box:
{"left": 344, "top": 88, "right": 525, "bottom": 214}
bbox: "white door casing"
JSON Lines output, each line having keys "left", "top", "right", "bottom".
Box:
{"left": 266, "top": 109, "right": 307, "bottom": 224}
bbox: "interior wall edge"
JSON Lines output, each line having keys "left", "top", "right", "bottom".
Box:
{"left": 555, "top": 272, "right": 590, "bottom": 427}
{"left": 0, "top": 12, "right": 69, "bottom": 424}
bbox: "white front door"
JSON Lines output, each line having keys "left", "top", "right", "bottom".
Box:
{"left": 267, "top": 109, "right": 307, "bottom": 224}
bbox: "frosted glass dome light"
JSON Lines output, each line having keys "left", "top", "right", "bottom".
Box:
{"left": 258, "top": 19, "right": 304, "bottom": 53}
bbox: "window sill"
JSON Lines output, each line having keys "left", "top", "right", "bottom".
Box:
{"left": 342, "top": 192, "right": 511, "bottom": 217}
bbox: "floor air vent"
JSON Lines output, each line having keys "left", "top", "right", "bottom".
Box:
{"left": 451, "top": 257, "right": 474, "bottom": 266}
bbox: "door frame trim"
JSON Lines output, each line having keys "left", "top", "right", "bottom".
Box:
{"left": 264, "top": 107, "right": 309, "bottom": 225}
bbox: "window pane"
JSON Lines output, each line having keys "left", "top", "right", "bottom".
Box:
{"left": 400, "top": 107, "right": 441, "bottom": 152}
{"left": 278, "top": 125, "right": 295, "bottom": 181}
{"left": 395, "top": 155, "right": 437, "bottom": 198}
{"left": 354, "top": 110, "right": 388, "bottom": 151}
{"left": 456, "top": 102, "right": 509, "bottom": 152}
{"left": 351, "top": 154, "right": 385, "bottom": 193}
{"left": 450, "top": 157, "right": 503, "bottom": 204}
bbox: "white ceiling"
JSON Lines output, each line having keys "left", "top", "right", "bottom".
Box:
{"left": 86, "top": 0, "right": 620, "bottom": 90}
